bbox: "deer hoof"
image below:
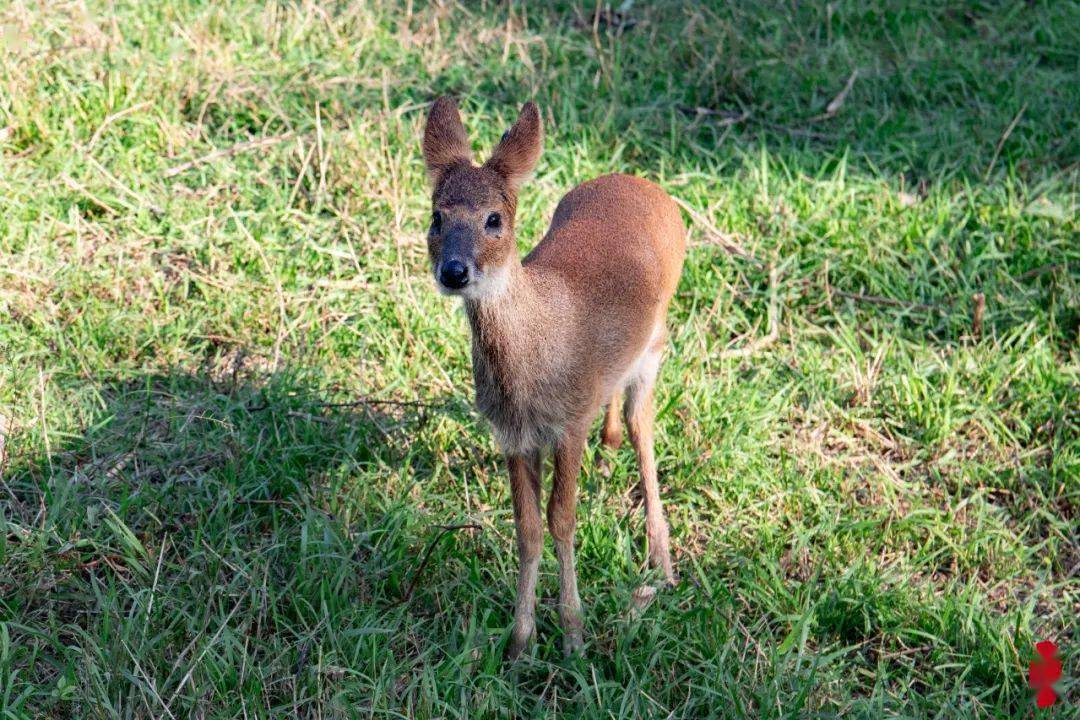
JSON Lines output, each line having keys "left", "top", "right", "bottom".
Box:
{"left": 562, "top": 631, "right": 585, "bottom": 657}
{"left": 629, "top": 584, "right": 658, "bottom": 616}
{"left": 507, "top": 629, "right": 533, "bottom": 661}
{"left": 594, "top": 449, "right": 614, "bottom": 478}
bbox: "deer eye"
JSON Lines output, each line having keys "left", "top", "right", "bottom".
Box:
{"left": 485, "top": 212, "right": 501, "bottom": 231}
{"left": 431, "top": 211, "right": 442, "bottom": 231}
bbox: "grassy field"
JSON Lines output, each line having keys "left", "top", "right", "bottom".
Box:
{"left": 1, "top": 0, "right": 1077, "bottom": 717}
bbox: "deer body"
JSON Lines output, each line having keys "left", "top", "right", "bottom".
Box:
{"left": 469, "top": 174, "right": 684, "bottom": 454}
{"left": 422, "top": 98, "right": 685, "bottom": 659}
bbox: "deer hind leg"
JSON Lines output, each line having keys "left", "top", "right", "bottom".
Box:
{"left": 601, "top": 394, "right": 623, "bottom": 449}
{"left": 549, "top": 430, "right": 586, "bottom": 655}
{"left": 507, "top": 450, "right": 543, "bottom": 660}
{"left": 594, "top": 393, "right": 623, "bottom": 476}
{"left": 624, "top": 347, "right": 676, "bottom": 587}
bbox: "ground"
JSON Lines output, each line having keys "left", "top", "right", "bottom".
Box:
{"left": 0, "top": 1, "right": 1077, "bottom": 718}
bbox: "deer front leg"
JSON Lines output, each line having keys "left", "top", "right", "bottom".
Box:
{"left": 507, "top": 451, "right": 543, "bottom": 660}
{"left": 549, "top": 430, "right": 586, "bottom": 655}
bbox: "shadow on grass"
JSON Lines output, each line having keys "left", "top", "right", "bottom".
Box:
{"left": 3, "top": 367, "right": 433, "bottom": 514}
{"left": 0, "top": 366, "right": 513, "bottom": 713}
{"left": 0, "top": 376, "right": 1050, "bottom": 715}
{"left": 0, "top": 367, "right": 811, "bottom": 717}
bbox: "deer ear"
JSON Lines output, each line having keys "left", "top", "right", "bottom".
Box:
{"left": 423, "top": 96, "right": 472, "bottom": 186}
{"left": 485, "top": 101, "right": 542, "bottom": 189}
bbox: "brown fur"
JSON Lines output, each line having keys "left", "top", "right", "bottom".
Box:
{"left": 421, "top": 97, "right": 685, "bottom": 659}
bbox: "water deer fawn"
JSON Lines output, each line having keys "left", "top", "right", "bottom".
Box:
{"left": 421, "top": 97, "right": 685, "bottom": 658}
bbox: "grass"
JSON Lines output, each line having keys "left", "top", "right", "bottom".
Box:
{"left": 0, "top": 0, "right": 1077, "bottom": 717}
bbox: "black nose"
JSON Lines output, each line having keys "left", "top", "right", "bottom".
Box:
{"left": 440, "top": 259, "right": 469, "bottom": 289}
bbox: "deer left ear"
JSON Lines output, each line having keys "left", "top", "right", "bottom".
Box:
{"left": 485, "top": 102, "right": 543, "bottom": 189}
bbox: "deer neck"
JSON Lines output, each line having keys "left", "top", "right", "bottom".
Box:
{"left": 464, "top": 259, "right": 559, "bottom": 398}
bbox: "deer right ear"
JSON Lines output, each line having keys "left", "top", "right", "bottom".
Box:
{"left": 423, "top": 96, "right": 472, "bottom": 187}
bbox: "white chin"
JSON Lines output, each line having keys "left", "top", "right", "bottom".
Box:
{"left": 436, "top": 264, "right": 510, "bottom": 300}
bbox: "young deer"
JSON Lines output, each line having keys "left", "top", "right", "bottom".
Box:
{"left": 421, "top": 97, "right": 685, "bottom": 658}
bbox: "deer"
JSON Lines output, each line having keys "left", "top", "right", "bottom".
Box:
{"left": 421, "top": 97, "right": 686, "bottom": 659}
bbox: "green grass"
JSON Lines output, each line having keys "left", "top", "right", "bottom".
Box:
{"left": 1, "top": 0, "right": 1077, "bottom": 717}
